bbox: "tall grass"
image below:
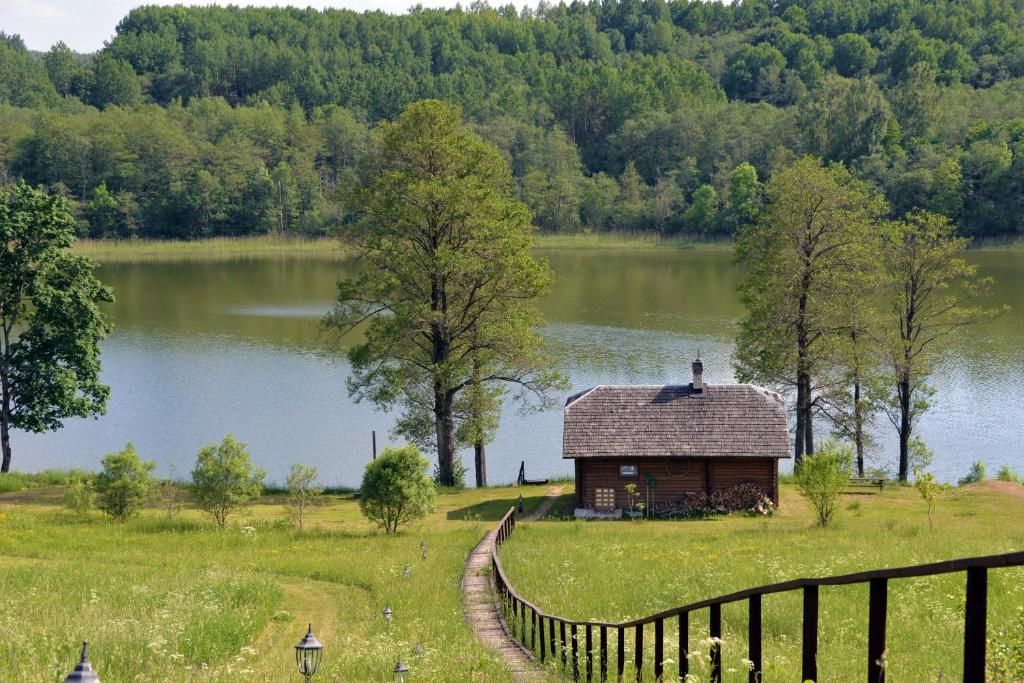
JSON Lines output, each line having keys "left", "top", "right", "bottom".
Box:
{"left": 500, "top": 482, "right": 1024, "bottom": 681}
{"left": 533, "top": 231, "right": 732, "bottom": 251}
{"left": 0, "top": 485, "right": 548, "bottom": 681}
{"left": 73, "top": 235, "right": 351, "bottom": 263}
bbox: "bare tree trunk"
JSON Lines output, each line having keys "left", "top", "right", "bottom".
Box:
{"left": 434, "top": 386, "right": 455, "bottom": 486}
{"left": 474, "top": 441, "right": 487, "bottom": 488}
{"left": 1, "top": 349, "right": 11, "bottom": 473}
{"left": 854, "top": 380, "right": 865, "bottom": 477}
{"left": 0, "top": 411, "right": 11, "bottom": 474}
{"left": 794, "top": 382, "right": 805, "bottom": 465}
{"left": 803, "top": 375, "right": 814, "bottom": 456}
{"left": 898, "top": 372, "right": 912, "bottom": 482}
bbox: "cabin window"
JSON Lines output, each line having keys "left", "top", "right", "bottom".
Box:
{"left": 619, "top": 465, "right": 638, "bottom": 477}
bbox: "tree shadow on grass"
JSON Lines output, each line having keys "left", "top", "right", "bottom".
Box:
{"left": 446, "top": 495, "right": 548, "bottom": 521}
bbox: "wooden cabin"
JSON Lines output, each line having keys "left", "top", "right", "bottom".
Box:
{"left": 563, "top": 359, "right": 789, "bottom": 517}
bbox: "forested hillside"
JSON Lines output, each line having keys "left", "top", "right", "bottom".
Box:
{"left": 1, "top": 0, "right": 1023, "bottom": 238}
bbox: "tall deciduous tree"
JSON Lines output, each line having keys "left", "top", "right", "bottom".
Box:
{"left": 0, "top": 182, "right": 112, "bottom": 473}
{"left": 735, "top": 156, "right": 885, "bottom": 464}
{"left": 324, "top": 100, "right": 563, "bottom": 486}
{"left": 879, "top": 211, "right": 1001, "bottom": 481}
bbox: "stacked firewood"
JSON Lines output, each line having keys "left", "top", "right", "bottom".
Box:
{"left": 651, "top": 483, "right": 772, "bottom": 518}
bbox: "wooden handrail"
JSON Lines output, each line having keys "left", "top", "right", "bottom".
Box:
{"left": 488, "top": 506, "right": 1024, "bottom": 681}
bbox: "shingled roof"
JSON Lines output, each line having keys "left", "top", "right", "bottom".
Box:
{"left": 563, "top": 384, "right": 790, "bottom": 459}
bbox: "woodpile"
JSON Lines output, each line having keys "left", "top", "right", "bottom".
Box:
{"left": 651, "top": 482, "right": 772, "bottom": 518}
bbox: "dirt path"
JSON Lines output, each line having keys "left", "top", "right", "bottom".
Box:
{"left": 524, "top": 485, "right": 565, "bottom": 521}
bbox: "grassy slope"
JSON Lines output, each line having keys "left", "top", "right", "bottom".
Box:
{"left": 501, "top": 482, "right": 1024, "bottom": 682}
{"left": 0, "top": 484, "right": 551, "bottom": 682}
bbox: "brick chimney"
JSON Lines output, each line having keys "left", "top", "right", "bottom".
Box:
{"left": 691, "top": 356, "right": 703, "bottom": 393}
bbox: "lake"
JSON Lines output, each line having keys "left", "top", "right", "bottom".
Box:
{"left": 11, "top": 248, "right": 1024, "bottom": 486}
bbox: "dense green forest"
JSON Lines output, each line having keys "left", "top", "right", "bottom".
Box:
{"left": 1, "top": 0, "right": 1023, "bottom": 238}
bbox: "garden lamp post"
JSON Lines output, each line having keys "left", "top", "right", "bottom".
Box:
{"left": 383, "top": 606, "right": 393, "bottom": 629}
{"left": 64, "top": 642, "right": 100, "bottom": 683}
{"left": 295, "top": 624, "right": 323, "bottom": 682}
{"left": 517, "top": 495, "right": 524, "bottom": 513}
{"left": 393, "top": 659, "right": 409, "bottom": 682}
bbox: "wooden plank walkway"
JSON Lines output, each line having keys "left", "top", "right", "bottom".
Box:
{"left": 462, "top": 487, "right": 565, "bottom": 680}
{"left": 462, "top": 530, "right": 543, "bottom": 681}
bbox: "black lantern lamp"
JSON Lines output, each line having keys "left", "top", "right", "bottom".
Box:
{"left": 517, "top": 495, "right": 524, "bottom": 513}
{"left": 393, "top": 659, "right": 409, "bottom": 682}
{"left": 295, "top": 624, "right": 324, "bottom": 681}
{"left": 64, "top": 642, "right": 100, "bottom": 683}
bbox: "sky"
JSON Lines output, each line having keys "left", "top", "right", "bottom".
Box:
{"left": 1, "top": 0, "right": 523, "bottom": 53}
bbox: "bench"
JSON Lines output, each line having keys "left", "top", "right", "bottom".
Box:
{"left": 848, "top": 477, "right": 886, "bottom": 492}
{"left": 516, "top": 460, "right": 548, "bottom": 486}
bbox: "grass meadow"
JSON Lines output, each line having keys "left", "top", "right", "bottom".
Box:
{"left": 500, "top": 482, "right": 1024, "bottom": 682}
{"left": 0, "top": 481, "right": 549, "bottom": 682}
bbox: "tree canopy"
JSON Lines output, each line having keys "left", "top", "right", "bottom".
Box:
{"left": 324, "top": 100, "right": 561, "bottom": 486}
{"left": 0, "top": 2, "right": 1022, "bottom": 238}
{"left": 0, "top": 181, "right": 112, "bottom": 472}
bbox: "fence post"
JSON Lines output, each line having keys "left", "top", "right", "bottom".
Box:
{"left": 540, "top": 615, "right": 546, "bottom": 663}
{"left": 748, "top": 594, "right": 762, "bottom": 683}
{"left": 561, "top": 620, "right": 568, "bottom": 669}
{"left": 709, "top": 604, "right": 722, "bottom": 683}
{"left": 600, "top": 625, "right": 608, "bottom": 683}
{"left": 635, "top": 623, "right": 644, "bottom": 682}
{"left": 679, "top": 612, "right": 689, "bottom": 681}
{"left": 963, "top": 567, "right": 988, "bottom": 682}
{"left": 868, "top": 578, "right": 888, "bottom": 683}
{"left": 654, "top": 618, "right": 664, "bottom": 680}
{"left": 572, "top": 623, "right": 580, "bottom": 682}
{"left": 617, "top": 626, "right": 625, "bottom": 681}
{"left": 551, "top": 615, "right": 557, "bottom": 665}
{"left": 586, "top": 624, "right": 594, "bottom": 682}
{"left": 532, "top": 608, "right": 537, "bottom": 653}
{"left": 802, "top": 585, "right": 818, "bottom": 682}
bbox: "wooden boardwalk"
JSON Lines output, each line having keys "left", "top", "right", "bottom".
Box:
{"left": 462, "top": 487, "right": 565, "bottom": 681}
{"left": 462, "top": 530, "right": 543, "bottom": 680}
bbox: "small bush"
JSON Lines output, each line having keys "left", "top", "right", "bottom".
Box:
{"left": 63, "top": 475, "right": 94, "bottom": 515}
{"left": 959, "top": 461, "right": 987, "bottom": 486}
{"left": 94, "top": 443, "right": 156, "bottom": 521}
{"left": 996, "top": 465, "right": 1021, "bottom": 484}
{"left": 432, "top": 455, "right": 467, "bottom": 489}
{"left": 191, "top": 434, "right": 265, "bottom": 527}
{"left": 285, "top": 463, "right": 322, "bottom": 531}
{"left": 796, "top": 441, "right": 852, "bottom": 527}
{"left": 360, "top": 445, "right": 436, "bottom": 534}
{"left": 913, "top": 468, "right": 948, "bottom": 530}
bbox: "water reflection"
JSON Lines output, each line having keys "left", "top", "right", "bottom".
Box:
{"left": 11, "top": 249, "right": 1024, "bottom": 485}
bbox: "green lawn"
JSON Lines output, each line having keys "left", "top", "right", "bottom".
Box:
{"left": 500, "top": 482, "right": 1024, "bottom": 682}
{"left": 0, "top": 483, "right": 551, "bottom": 682}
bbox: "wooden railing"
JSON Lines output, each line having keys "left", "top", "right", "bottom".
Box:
{"left": 490, "top": 506, "right": 1024, "bottom": 682}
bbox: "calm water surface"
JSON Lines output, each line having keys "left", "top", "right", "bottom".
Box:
{"left": 13, "top": 249, "right": 1024, "bottom": 485}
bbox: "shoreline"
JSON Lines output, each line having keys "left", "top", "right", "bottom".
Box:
{"left": 73, "top": 232, "right": 1023, "bottom": 263}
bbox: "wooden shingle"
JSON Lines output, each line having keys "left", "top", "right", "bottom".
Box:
{"left": 562, "top": 384, "right": 790, "bottom": 460}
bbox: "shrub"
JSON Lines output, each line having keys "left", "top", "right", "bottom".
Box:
{"left": 360, "top": 445, "right": 436, "bottom": 534}
{"left": 285, "top": 463, "right": 322, "bottom": 531}
{"left": 959, "top": 460, "right": 987, "bottom": 486}
{"left": 191, "top": 435, "right": 265, "bottom": 527}
{"left": 94, "top": 443, "right": 156, "bottom": 521}
{"left": 996, "top": 465, "right": 1021, "bottom": 484}
{"left": 913, "top": 468, "right": 947, "bottom": 530}
{"left": 796, "top": 441, "right": 852, "bottom": 527}
{"left": 63, "top": 474, "right": 94, "bottom": 515}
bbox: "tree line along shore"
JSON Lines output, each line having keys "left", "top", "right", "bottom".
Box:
{"left": 1, "top": 1, "right": 1023, "bottom": 241}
